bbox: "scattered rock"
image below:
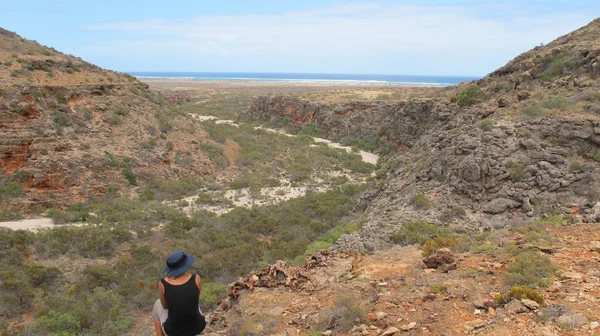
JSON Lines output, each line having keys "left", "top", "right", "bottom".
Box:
{"left": 589, "top": 241, "right": 600, "bottom": 252}
{"left": 547, "top": 282, "right": 562, "bottom": 293}
{"left": 505, "top": 300, "right": 528, "bottom": 314}
{"left": 350, "top": 325, "right": 366, "bottom": 333}
{"left": 381, "top": 327, "right": 399, "bottom": 336}
{"left": 422, "top": 252, "right": 457, "bottom": 272}
{"left": 591, "top": 321, "right": 599, "bottom": 330}
{"left": 465, "top": 319, "right": 486, "bottom": 331}
{"left": 556, "top": 312, "right": 589, "bottom": 330}
{"left": 560, "top": 271, "right": 584, "bottom": 281}
{"left": 517, "top": 91, "right": 531, "bottom": 101}
{"left": 376, "top": 311, "right": 388, "bottom": 320}
{"left": 400, "top": 322, "right": 416, "bottom": 331}
{"left": 323, "top": 331, "right": 333, "bottom": 336}
{"left": 483, "top": 198, "right": 521, "bottom": 214}
{"left": 521, "top": 299, "right": 540, "bottom": 310}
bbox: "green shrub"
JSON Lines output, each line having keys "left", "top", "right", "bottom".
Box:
{"left": 477, "top": 118, "right": 496, "bottom": 132}
{"left": 33, "top": 311, "right": 81, "bottom": 335}
{"left": 304, "top": 241, "right": 333, "bottom": 255}
{"left": 421, "top": 236, "right": 458, "bottom": 257}
{"left": 0, "top": 209, "right": 21, "bottom": 221}
{"left": 593, "top": 153, "right": 600, "bottom": 162}
{"left": 199, "top": 282, "right": 227, "bottom": 311}
{"left": 53, "top": 112, "right": 70, "bottom": 127}
{"left": 455, "top": 85, "right": 484, "bottom": 107}
{"left": 541, "top": 96, "right": 568, "bottom": 110}
{"left": 121, "top": 168, "right": 137, "bottom": 186}
{"left": 505, "top": 285, "right": 544, "bottom": 304}
{"left": 104, "top": 152, "right": 121, "bottom": 169}
{"left": 83, "top": 264, "right": 118, "bottom": 289}
{"left": 46, "top": 207, "right": 81, "bottom": 224}
{"left": 523, "top": 105, "right": 544, "bottom": 116}
{"left": 430, "top": 284, "right": 447, "bottom": 294}
{"left": 56, "top": 94, "right": 67, "bottom": 104}
{"left": 410, "top": 193, "right": 430, "bottom": 209}
{"left": 539, "top": 52, "right": 572, "bottom": 81}
{"left": 114, "top": 104, "right": 130, "bottom": 116}
{"left": 105, "top": 112, "right": 123, "bottom": 126}
{"left": 315, "top": 296, "right": 365, "bottom": 332}
{"left": 392, "top": 220, "right": 451, "bottom": 245}
{"left": 0, "top": 180, "right": 24, "bottom": 200}
{"left": 230, "top": 178, "right": 250, "bottom": 189}
{"left": 3, "top": 61, "right": 12, "bottom": 66}
{"left": 503, "top": 250, "right": 557, "bottom": 288}
{"left": 506, "top": 161, "right": 526, "bottom": 182}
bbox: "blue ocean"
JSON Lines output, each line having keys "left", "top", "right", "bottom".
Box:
{"left": 127, "top": 72, "right": 479, "bottom": 86}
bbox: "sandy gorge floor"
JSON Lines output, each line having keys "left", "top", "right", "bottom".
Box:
{"left": 169, "top": 113, "right": 378, "bottom": 216}
{"left": 0, "top": 79, "right": 383, "bottom": 230}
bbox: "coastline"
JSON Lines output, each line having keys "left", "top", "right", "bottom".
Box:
{"left": 138, "top": 78, "right": 451, "bottom": 88}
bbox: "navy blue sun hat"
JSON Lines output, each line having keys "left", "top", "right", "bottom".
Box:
{"left": 164, "top": 251, "right": 195, "bottom": 277}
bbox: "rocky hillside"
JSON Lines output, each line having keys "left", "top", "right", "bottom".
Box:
{"left": 245, "top": 18, "right": 600, "bottom": 252}
{"left": 185, "top": 221, "right": 599, "bottom": 336}
{"left": 0, "top": 28, "right": 213, "bottom": 213}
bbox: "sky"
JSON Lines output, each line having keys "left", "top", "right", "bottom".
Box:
{"left": 2, "top": 1, "right": 599, "bottom": 76}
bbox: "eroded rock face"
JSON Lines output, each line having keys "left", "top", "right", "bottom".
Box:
{"left": 0, "top": 84, "right": 214, "bottom": 209}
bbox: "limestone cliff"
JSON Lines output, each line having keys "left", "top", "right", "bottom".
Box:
{"left": 0, "top": 28, "right": 213, "bottom": 211}
{"left": 245, "top": 19, "right": 600, "bottom": 251}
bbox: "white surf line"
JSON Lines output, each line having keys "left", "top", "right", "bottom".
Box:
{"left": 188, "top": 113, "right": 380, "bottom": 165}
{"left": 0, "top": 218, "right": 86, "bottom": 232}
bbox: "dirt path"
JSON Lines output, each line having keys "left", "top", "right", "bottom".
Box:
{"left": 0, "top": 218, "right": 56, "bottom": 231}
{"left": 189, "top": 113, "right": 380, "bottom": 165}
{"left": 0, "top": 218, "right": 86, "bottom": 231}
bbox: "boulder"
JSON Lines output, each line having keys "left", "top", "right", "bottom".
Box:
{"left": 381, "top": 327, "right": 399, "bottom": 336}
{"left": 422, "top": 252, "right": 457, "bottom": 272}
{"left": 556, "top": 312, "right": 588, "bottom": 330}
{"left": 505, "top": 300, "right": 528, "bottom": 314}
{"left": 483, "top": 198, "right": 521, "bottom": 214}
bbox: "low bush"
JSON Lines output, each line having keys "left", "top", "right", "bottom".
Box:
{"left": 315, "top": 296, "right": 365, "bottom": 332}
{"left": 105, "top": 112, "right": 123, "bottom": 126}
{"left": 541, "top": 96, "right": 568, "bottom": 110}
{"left": 0, "top": 179, "right": 24, "bottom": 200}
{"left": 455, "top": 85, "right": 484, "bottom": 107}
{"left": 505, "top": 285, "right": 544, "bottom": 304}
{"left": 477, "top": 118, "right": 496, "bottom": 132}
{"left": 430, "top": 284, "right": 447, "bottom": 294}
{"left": 523, "top": 105, "right": 544, "bottom": 116}
{"left": 410, "top": 193, "right": 430, "bottom": 209}
{"left": 421, "top": 236, "right": 459, "bottom": 257}
{"left": 121, "top": 168, "right": 137, "bottom": 186}
{"left": 506, "top": 161, "right": 526, "bottom": 182}
{"left": 539, "top": 52, "right": 572, "bottom": 81}
{"left": 199, "top": 282, "right": 227, "bottom": 311}
{"left": 392, "top": 220, "right": 451, "bottom": 245}
{"left": 503, "top": 250, "right": 558, "bottom": 288}
{"left": 56, "top": 94, "right": 67, "bottom": 104}
{"left": 53, "top": 112, "right": 70, "bottom": 127}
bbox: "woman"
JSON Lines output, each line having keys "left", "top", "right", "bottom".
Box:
{"left": 152, "top": 251, "right": 206, "bottom": 336}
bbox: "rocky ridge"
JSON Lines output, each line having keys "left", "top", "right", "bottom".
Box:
{"left": 165, "top": 223, "right": 600, "bottom": 336}
{"left": 245, "top": 18, "right": 600, "bottom": 252}
{"left": 0, "top": 28, "right": 214, "bottom": 210}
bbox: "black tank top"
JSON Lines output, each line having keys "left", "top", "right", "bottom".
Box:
{"left": 161, "top": 274, "right": 206, "bottom": 336}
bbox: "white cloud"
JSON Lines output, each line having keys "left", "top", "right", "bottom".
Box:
{"left": 79, "top": 2, "right": 599, "bottom": 75}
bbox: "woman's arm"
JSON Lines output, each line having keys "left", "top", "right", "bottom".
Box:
{"left": 195, "top": 274, "right": 203, "bottom": 293}
{"left": 158, "top": 280, "right": 168, "bottom": 309}
{"left": 154, "top": 319, "right": 165, "bottom": 336}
